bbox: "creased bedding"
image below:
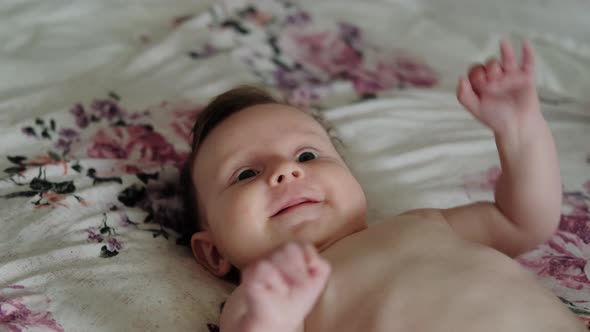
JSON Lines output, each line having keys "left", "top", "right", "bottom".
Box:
{"left": 1, "top": 0, "right": 589, "bottom": 331}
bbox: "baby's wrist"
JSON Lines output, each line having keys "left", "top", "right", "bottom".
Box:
{"left": 494, "top": 111, "right": 547, "bottom": 146}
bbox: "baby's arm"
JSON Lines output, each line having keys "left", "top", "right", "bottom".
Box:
{"left": 439, "top": 40, "right": 562, "bottom": 257}
{"left": 219, "top": 242, "right": 330, "bottom": 332}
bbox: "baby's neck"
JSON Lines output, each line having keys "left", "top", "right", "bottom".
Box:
{"left": 318, "top": 221, "right": 368, "bottom": 253}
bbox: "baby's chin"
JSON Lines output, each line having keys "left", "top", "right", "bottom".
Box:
{"left": 230, "top": 212, "right": 366, "bottom": 268}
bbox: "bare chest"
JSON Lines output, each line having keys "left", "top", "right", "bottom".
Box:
{"left": 305, "top": 217, "right": 584, "bottom": 332}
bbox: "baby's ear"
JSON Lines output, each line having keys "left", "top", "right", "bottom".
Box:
{"left": 191, "top": 231, "right": 232, "bottom": 277}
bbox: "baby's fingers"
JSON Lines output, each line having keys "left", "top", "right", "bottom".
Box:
{"left": 484, "top": 59, "right": 503, "bottom": 81}
{"left": 500, "top": 39, "right": 518, "bottom": 72}
{"left": 301, "top": 242, "right": 331, "bottom": 280}
{"left": 521, "top": 40, "right": 535, "bottom": 74}
{"left": 456, "top": 77, "right": 480, "bottom": 116}
{"left": 270, "top": 242, "right": 308, "bottom": 286}
{"left": 243, "top": 261, "right": 288, "bottom": 296}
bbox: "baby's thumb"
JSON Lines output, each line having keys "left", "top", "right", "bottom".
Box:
{"left": 457, "top": 77, "right": 481, "bottom": 116}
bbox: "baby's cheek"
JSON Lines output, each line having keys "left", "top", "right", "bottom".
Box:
{"left": 221, "top": 194, "right": 272, "bottom": 267}
{"left": 331, "top": 171, "right": 367, "bottom": 215}
{"left": 229, "top": 190, "right": 265, "bottom": 227}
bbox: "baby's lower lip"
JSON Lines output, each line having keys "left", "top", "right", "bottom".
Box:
{"left": 273, "top": 201, "right": 319, "bottom": 217}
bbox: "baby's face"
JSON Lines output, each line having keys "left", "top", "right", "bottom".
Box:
{"left": 192, "top": 104, "right": 367, "bottom": 269}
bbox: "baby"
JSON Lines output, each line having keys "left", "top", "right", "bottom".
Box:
{"left": 183, "top": 40, "right": 587, "bottom": 331}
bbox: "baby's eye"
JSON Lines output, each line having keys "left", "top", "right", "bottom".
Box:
{"left": 237, "top": 169, "right": 258, "bottom": 182}
{"left": 297, "top": 150, "right": 318, "bottom": 163}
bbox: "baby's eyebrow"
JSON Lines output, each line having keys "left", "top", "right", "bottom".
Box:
{"left": 289, "top": 130, "right": 330, "bottom": 145}
{"left": 215, "top": 144, "right": 269, "bottom": 184}
{"left": 216, "top": 149, "right": 249, "bottom": 180}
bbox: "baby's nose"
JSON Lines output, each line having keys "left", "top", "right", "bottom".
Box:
{"left": 269, "top": 162, "right": 304, "bottom": 186}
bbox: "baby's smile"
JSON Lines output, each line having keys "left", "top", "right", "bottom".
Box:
{"left": 269, "top": 184, "right": 325, "bottom": 216}
{"left": 271, "top": 200, "right": 322, "bottom": 217}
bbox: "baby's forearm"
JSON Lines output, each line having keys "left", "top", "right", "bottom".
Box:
{"left": 493, "top": 110, "right": 562, "bottom": 246}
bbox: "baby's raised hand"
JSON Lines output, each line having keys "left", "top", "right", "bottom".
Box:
{"left": 457, "top": 40, "right": 539, "bottom": 135}
{"left": 240, "top": 242, "right": 331, "bottom": 332}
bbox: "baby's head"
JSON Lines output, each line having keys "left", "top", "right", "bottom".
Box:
{"left": 183, "top": 85, "right": 367, "bottom": 278}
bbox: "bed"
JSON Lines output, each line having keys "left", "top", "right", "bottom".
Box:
{"left": 1, "top": 0, "right": 589, "bottom": 331}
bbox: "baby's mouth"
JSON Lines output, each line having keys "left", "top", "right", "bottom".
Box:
{"left": 271, "top": 198, "right": 321, "bottom": 217}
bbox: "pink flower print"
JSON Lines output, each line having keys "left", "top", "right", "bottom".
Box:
{"left": 559, "top": 192, "right": 590, "bottom": 243}
{"left": 0, "top": 290, "right": 63, "bottom": 332}
{"left": 519, "top": 231, "right": 590, "bottom": 292}
{"left": 85, "top": 128, "right": 126, "bottom": 159}
{"left": 286, "top": 86, "right": 321, "bottom": 109}
{"left": 86, "top": 125, "right": 184, "bottom": 167}
{"left": 393, "top": 56, "right": 438, "bottom": 87}
{"left": 288, "top": 31, "right": 363, "bottom": 76}
{"left": 273, "top": 65, "right": 322, "bottom": 90}
{"left": 351, "top": 55, "right": 437, "bottom": 94}
{"left": 58, "top": 128, "right": 79, "bottom": 139}
{"left": 107, "top": 238, "right": 123, "bottom": 251}
{"left": 169, "top": 108, "right": 202, "bottom": 144}
{"left": 356, "top": 63, "right": 399, "bottom": 94}
{"left": 86, "top": 227, "right": 104, "bottom": 243}
{"left": 323, "top": 38, "right": 363, "bottom": 76}
{"left": 285, "top": 10, "right": 311, "bottom": 26}
{"left": 90, "top": 99, "right": 126, "bottom": 121}
{"left": 350, "top": 71, "right": 387, "bottom": 95}
{"left": 70, "top": 103, "right": 89, "bottom": 129}
{"left": 338, "top": 23, "right": 361, "bottom": 43}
